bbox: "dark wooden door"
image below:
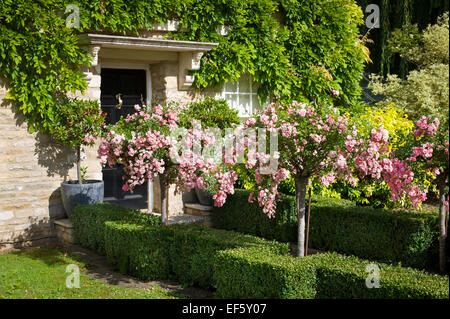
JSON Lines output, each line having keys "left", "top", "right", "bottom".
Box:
{"left": 100, "top": 68, "right": 148, "bottom": 208}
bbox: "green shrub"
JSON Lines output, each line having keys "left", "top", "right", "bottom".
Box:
{"left": 214, "top": 247, "right": 317, "bottom": 299}
{"left": 312, "top": 253, "right": 448, "bottom": 299}
{"left": 104, "top": 222, "right": 289, "bottom": 288}
{"left": 72, "top": 202, "right": 161, "bottom": 255}
{"left": 178, "top": 97, "right": 240, "bottom": 130}
{"left": 370, "top": 12, "right": 449, "bottom": 123}
{"left": 212, "top": 189, "right": 440, "bottom": 271}
{"left": 104, "top": 222, "right": 173, "bottom": 280}
{"left": 214, "top": 247, "right": 449, "bottom": 299}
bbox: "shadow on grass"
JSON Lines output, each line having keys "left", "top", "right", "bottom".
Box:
{"left": 9, "top": 247, "right": 86, "bottom": 268}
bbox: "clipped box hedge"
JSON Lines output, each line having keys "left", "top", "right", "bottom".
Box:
{"left": 72, "top": 202, "right": 161, "bottom": 255}
{"left": 104, "top": 221, "right": 289, "bottom": 288}
{"left": 214, "top": 247, "right": 317, "bottom": 299}
{"left": 214, "top": 247, "right": 449, "bottom": 299}
{"left": 212, "top": 189, "right": 440, "bottom": 271}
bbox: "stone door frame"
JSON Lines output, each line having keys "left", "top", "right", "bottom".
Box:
{"left": 100, "top": 61, "right": 154, "bottom": 211}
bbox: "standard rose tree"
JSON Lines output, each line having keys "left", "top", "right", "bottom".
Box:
{"left": 98, "top": 104, "right": 180, "bottom": 225}
{"left": 243, "top": 101, "right": 363, "bottom": 256}
{"left": 243, "top": 100, "right": 429, "bottom": 257}
{"left": 394, "top": 115, "right": 449, "bottom": 273}
{"left": 172, "top": 120, "right": 237, "bottom": 207}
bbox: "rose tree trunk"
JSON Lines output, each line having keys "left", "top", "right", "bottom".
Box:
{"left": 438, "top": 175, "right": 448, "bottom": 274}
{"left": 295, "top": 175, "right": 309, "bottom": 257}
{"left": 76, "top": 147, "right": 82, "bottom": 184}
{"left": 159, "top": 174, "right": 168, "bottom": 226}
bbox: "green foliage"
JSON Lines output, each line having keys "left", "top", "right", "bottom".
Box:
{"left": 71, "top": 202, "right": 161, "bottom": 255}
{"left": 388, "top": 12, "right": 449, "bottom": 69}
{"left": 178, "top": 97, "right": 240, "bottom": 130}
{"left": 357, "top": 103, "right": 414, "bottom": 151}
{"left": 370, "top": 12, "right": 449, "bottom": 123}
{"left": 51, "top": 97, "right": 104, "bottom": 148}
{"left": 233, "top": 163, "right": 258, "bottom": 191}
{"left": 214, "top": 247, "right": 317, "bottom": 298}
{"left": 356, "top": 0, "right": 449, "bottom": 76}
{"left": 212, "top": 189, "right": 440, "bottom": 270}
{"left": 324, "top": 179, "right": 393, "bottom": 208}
{"left": 193, "top": 0, "right": 367, "bottom": 106}
{"left": 278, "top": 0, "right": 367, "bottom": 106}
{"left": 214, "top": 247, "right": 449, "bottom": 299}
{"left": 212, "top": 189, "right": 298, "bottom": 242}
{"left": 0, "top": 0, "right": 91, "bottom": 134}
{"left": 104, "top": 222, "right": 174, "bottom": 280}
{"left": 0, "top": 0, "right": 367, "bottom": 138}
{"left": 103, "top": 222, "right": 289, "bottom": 288}
{"left": 80, "top": 166, "right": 88, "bottom": 183}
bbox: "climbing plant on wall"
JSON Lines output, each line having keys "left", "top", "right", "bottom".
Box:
{"left": 0, "top": 0, "right": 368, "bottom": 136}
{"left": 0, "top": 0, "right": 90, "bottom": 133}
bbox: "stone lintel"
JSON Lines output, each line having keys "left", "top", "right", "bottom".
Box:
{"left": 79, "top": 34, "right": 218, "bottom": 52}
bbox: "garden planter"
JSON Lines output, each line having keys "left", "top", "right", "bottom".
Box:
{"left": 182, "top": 188, "right": 198, "bottom": 204}
{"left": 195, "top": 187, "right": 214, "bottom": 206}
{"left": 60, "top": 180, "right": 104, "bottom": 219}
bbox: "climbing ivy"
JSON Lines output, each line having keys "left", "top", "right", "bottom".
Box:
{"left": 0, "top": 0, "right": 368, "bottom": 136}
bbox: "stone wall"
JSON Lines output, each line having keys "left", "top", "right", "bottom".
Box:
{"left": 0, "top": 78, "right": 101, "bottom": 250}
{"left": 150, "top": 60, "right": 198, "bottom": 105}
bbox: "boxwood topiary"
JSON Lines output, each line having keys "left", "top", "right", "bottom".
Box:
{"left": 71, "top": 202, "right": 161, "bottom": 255}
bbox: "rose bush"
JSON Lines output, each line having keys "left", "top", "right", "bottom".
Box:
{"left": 98, "top": 104, "right": 238, "bottom": 224}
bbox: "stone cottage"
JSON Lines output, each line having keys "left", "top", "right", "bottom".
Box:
{"left": 0, "top": 22, "right": 264, "bottom": 250}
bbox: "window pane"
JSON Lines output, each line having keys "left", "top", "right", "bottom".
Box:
{"left": 225, "top": 94, "right": 238, "bottom": 109}
{"left": 225, "top": 80, "right": 237, "bottom": 92}
{"left": 239, "top": 73, "right": 251, "bottom": 93}
{"left": 252, "top": 94, "right": 262, "bottom": 113}
{"left": 239, "top": 94, "right": 251, "bottom": 117}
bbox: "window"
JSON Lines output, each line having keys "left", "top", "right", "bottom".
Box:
{"left": 219, "top": 74, "right": 265, "bottom": 117}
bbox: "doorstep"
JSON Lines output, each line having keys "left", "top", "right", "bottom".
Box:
{"left": 183, "top": 203, "right": 213, "bottom": 226}
{"left": 53, "top": 219, "right": 77, "bottom": 245}
{"left": 150, "top": 212, "right": 208, "bottom": 226}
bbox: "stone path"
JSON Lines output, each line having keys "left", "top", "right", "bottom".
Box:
{"left": 61, "top": 244, "right": 214, "bottom": 299}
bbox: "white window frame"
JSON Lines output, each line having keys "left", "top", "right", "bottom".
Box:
{"left": 219, "top": 74, "right": 262, "bottom": 118}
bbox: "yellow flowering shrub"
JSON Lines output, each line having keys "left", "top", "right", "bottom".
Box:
{"left": 359, "top": 104, "right": 414, "bottom": 152}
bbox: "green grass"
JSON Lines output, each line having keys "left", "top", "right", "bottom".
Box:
{"left": 0, "top": 248, "right": 180, "bottom": 299}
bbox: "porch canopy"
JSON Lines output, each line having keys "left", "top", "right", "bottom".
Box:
{"left": 78, "top": 33, "right": 219, "bottom": 90}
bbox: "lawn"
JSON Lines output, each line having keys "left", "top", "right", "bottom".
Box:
{"left": 0, "top": 248, "right": 179, "bottom": 299}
